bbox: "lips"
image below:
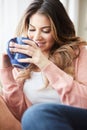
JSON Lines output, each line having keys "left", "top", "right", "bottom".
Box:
{"left": 36, "top": 42, "right": 45, "bottom": 47}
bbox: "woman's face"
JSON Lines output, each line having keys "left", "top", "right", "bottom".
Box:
{"left": 28, "top": 13, "right": 55, "bottom": 54}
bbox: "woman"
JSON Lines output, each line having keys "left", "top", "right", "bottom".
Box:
{"left": 0, "top": 0, "right": 87, "bottom": 129}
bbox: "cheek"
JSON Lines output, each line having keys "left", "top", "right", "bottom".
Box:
{"left": 46, "top": 35, "right": 55, "bottom": 46}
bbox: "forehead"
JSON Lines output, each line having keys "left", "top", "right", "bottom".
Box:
{"left": 29, "top": 13, "right": 51, "bottom": 27}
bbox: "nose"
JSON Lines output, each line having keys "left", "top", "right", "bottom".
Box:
{"left": 33, "top": 31, "right": 42, "bottom": 41}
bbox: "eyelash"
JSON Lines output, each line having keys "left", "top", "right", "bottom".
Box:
{"left": 28, "top": 29, "right": 50, "bottom": 33}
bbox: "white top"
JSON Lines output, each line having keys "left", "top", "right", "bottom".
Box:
{"left": 23, "top": 72, "right": 61, "bottom": 104}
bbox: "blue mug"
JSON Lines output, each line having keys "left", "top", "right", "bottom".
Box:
{"left": 7, "top": 37, "right": 31, "bottom": 69}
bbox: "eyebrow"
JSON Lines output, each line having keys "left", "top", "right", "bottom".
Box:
{"left": 29, "top": 24, "right": 51, "bottom": 29}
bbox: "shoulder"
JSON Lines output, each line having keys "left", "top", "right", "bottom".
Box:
{"left": 75, "top": 44, "right": 87, "bottom": 82}
{"left": 79, "top": 44, "right": 87, "bottom": 57}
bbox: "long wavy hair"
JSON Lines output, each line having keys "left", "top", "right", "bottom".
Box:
{"left": 14, "top": 0, "right": 86, "bottom": 82}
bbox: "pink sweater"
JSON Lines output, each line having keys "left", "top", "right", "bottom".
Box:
{"left": 0, "top": 45, "right": 87, "bottom": 120}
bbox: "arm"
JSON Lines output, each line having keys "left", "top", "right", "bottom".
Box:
{"left": 10, "top": 40, "right": 87, "bottom": 108}
{"left": 42, "top": 46, "right": 87, "bottom": 108}
{"left": 0, "top": 54, "right": 28, "bottom": 121}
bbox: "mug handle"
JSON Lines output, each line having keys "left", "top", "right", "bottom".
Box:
{"left": 7, "top": 37, "right": 17, "bottom": 60}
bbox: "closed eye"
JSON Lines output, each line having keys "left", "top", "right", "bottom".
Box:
{"left": 28, "top": 29, "right": 35, "bottom": 31}
{"left": 42, "top": 29, "right": 51, "bottom": 33}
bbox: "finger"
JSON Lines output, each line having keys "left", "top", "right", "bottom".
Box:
{"left": 22, "top": 39, "right": 38, "bottom": 48}
{"left": 10, "top": 42, "right": 37, "bottom": 53}
{"left": 9, "top": 42, "right": 17, "bottom": 47}
{"left": 9, "top": 47, "right": 33, "bottom": 57}
{"left": 9, "top": 42, "right": 29, "bottom": 49}
{"left": 17, "top": 58, "right": 33, "bottom": 63}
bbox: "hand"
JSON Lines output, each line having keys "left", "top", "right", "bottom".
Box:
{"left": 9, "top": 39, "right": 50, "bottom": 69}
{"left": 0, "top": 53, "right": 12, "bottom": 68}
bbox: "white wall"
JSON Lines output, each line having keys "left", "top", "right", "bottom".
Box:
{"left": 61, "top": 0, "right": 87, "bottom": 41}
{"left": 78, "top": 0, "right": 87, "bottom": 41}
{"left": 0, "top": 0, "right": 33, "bottom": 53}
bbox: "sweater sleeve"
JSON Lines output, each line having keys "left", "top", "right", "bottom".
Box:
{"left": 0, "top": 67, "right": 27, "bottom": 121}
{"left": 42, "top": 46, "right": 87, "bottom": 108}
